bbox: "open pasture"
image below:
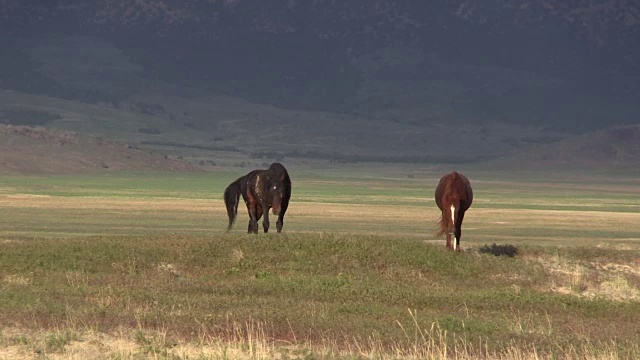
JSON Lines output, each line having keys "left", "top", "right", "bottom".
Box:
{"left": 1, "top": 167, "right": 640, "bottom": 359}
{"left": 1, "top": 168, "right": 639, "bottom": 247}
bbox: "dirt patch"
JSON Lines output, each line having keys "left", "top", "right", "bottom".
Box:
{"left": 532, "top": 254, "right": 640, "bottom": 302}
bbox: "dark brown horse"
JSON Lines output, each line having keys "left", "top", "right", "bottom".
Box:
{"left": 434, "top": 171, "right": 473, "bottom": 251}
{"left": 224, "top": 162, "right": 291, "bottom": 233}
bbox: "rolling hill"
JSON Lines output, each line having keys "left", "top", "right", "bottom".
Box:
{"left": 6, "top": 84, "right": 640, "bottom": 173}
{"left": 0, "top": 124, "right": 198, "bottom": 175}
{"left": 0, "top": 87, "right": 566, "bottom": 167}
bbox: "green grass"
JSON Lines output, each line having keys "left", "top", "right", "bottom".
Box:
{"left": 1, "top": 168, "right": 640, "bottom": 358}
{"left": 0, "top": 171, "right": 229, "bottom": 198}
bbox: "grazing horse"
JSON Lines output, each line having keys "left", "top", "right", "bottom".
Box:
{"left": 224, "top": 162, "right": 291, "bottom": 233}
{"left": 434, "top": 171, "right": 473, "bottom": 251}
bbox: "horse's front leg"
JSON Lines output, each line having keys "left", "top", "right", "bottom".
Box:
{"left": 262, "top": 205, "right": 270, "bottom": 233}
{"left": 247, "top": 203, "right": 259, "bottom": 234}
{"left": 276, "top": 207, "right": 287, "bottom": 233}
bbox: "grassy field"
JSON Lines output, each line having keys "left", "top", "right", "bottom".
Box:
{"left": 1, "top": 166, "right": 640, "bottom": 359}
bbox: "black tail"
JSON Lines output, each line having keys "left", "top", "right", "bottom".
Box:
{"left": 224, "top": 179, "right": 241, "bottom": 231}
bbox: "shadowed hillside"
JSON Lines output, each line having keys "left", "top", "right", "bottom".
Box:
{"left": 1, "top": 1, "right": 638, "bottom": 128}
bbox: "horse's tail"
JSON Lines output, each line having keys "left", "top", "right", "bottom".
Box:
{"left": 436, "top": 203, "right": 455, "bottom": 237}
{"left": 436, "top": 212, "right": 447, "bottom": 237}
{"left": 224, "top": 179, "right": 242, "bottom": 231}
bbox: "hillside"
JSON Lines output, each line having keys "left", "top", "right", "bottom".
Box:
{"left": 0, "top": 88, "right": 566, "bottom": 166}
{"left": 0, "top": 124, "right": 198, "bottom": 175}
{"left": 1, "top": 75, "right": 638, "bottom": 172}
{"left": 488, "top": 125, "right": 640, "bottom": 170}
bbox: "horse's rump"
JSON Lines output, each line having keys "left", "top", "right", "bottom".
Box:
{"left": 434, "top": 171, "right": 473, "bottom": 237}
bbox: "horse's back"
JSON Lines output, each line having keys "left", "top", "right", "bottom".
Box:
{"left": 242, "top": 170, "right": 263, "bottom": 194}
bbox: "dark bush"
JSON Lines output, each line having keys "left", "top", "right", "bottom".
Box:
{"left": 479, "top": 243, "right": 518, "bottom": 257}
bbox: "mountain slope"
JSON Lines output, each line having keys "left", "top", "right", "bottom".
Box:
{"left": 8, "top": 0, "right": 640, "bottom": 81}
{"left": 488, "top": 125, "right": 640, "bottom": 170}
{"left": 1, "top": 0, "right": 638, "bottom": 132}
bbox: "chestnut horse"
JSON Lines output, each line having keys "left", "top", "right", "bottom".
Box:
{"left": 434, "top": 171, "right": 473, "bottom": 251}
{"left": 224, "top": 162, "right": 291, "bottom": 233}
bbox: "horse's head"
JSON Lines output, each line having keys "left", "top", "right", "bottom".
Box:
{"left": 265, "top": 163, "right": 291, "bottom": 215}
{"left": 267, "top": 180, "right": 285, "bottom": 215}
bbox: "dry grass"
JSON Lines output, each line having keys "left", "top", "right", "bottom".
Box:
{"left": 2, "top": 274, "right": 31, "bottom": 287}
{"left": 0, "top": 317, "right": 636, "bottom": 360}
{"left": 1, "top": 231, "right": 638, "bottom": 359}
{"left": 527, "top": 250, "right": 640, "bottom": 301}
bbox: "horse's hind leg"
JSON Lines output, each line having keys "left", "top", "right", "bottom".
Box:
{"left": 255, "top": 206, "right": 264, "bottom": 233}
{"left": 247, "top": 203, "right": 261, "bottom": 234}
{"left": 453, "top": 209, "right": 467, "bottom": 252}
{"left": 442, "top": 209, "right": 453, "bottom": 250}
